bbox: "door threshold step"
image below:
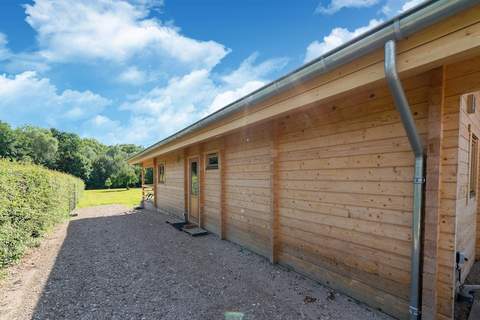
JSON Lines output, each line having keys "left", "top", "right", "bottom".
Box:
{"left": 166, "top": 217, "right": 187, "bottom": 231}
{"left": 170, "top": 222, "right": 187, "bottom": 231}
{"left": 182, "top": 226, "right": 208, "bottom": 237}
{"left": 166, "top": 217, "right": 185, "bottom": 224}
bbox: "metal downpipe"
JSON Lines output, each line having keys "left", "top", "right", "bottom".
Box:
{"left": 384, "top": 40, "right": 425, "bottom": 320}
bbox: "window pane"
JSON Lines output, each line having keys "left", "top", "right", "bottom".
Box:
{"left": 158, "top": 164, "right": 165, "bottom": 184}
{"left": 206, "top": 153, "right": 219, "bottom": 169}
{"left": 191, "top": 161, "right": 198, "bottom": 195}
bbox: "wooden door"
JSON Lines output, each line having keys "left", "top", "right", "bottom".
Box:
{"left": 188, "top": 158, "right": 200, "bottom": 224}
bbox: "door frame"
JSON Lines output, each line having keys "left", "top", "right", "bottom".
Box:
{"left": 187, "top": 155, "right": 200, "bottom": 224}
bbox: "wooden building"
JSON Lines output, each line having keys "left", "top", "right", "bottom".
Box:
{"left": 129, "top": 1, "right": 480, "bottom": 319}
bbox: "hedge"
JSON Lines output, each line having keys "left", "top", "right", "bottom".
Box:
{"left": 0, "top": 160, "right": 84, "bottom": 268}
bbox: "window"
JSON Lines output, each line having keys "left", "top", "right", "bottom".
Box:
{"left": 158, "top": 163, "right": 165, "bottom": 184}
{"left": 206, "top": 153, "right": 219, "bottom": 170}
{"left": 469, "top": 134, "right": 478, "bottom": 198}
{"left": 191, "top": 160, "right": 199, "bottom": 196}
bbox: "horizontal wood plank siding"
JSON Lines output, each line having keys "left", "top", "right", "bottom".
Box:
{"left": 224, "top": 123, "right": 273, "bottom": 257}
{"left": 434, "top": 56, "right": 480, "bottom": 319}
{"left": 274, "top": 72, "right": 433, "bottom": 319}
{"left": 202, "top": 140, "right": 222, "bottom": 235}
{"left": 155, "top": 151, "right": 185, "bottom": 218}
{"left": 146, "top": 58, "right": 480, "bottom": 319}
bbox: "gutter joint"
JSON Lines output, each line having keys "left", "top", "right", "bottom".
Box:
{"left": 393, "top": 19, "right": 403, "bottom": 40}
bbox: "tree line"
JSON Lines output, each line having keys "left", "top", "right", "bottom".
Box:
{"left": 0, "top": 121, "right": 149, "bottom": 189}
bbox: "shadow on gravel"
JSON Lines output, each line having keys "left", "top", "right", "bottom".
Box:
{"left": 30, "top": 207, "right": 391, "bottom": 320}
{"left": 32, "top": 209, "right": 207, "bottom": 320}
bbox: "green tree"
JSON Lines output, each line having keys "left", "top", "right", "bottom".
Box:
{"left": 111, "top": 161, "right": 138, "bottom": 189}
{"left": 0, "top": 120, "right": 145, "bottom": 190}
{"left": 88, "top": 154, "right": 116, "bottom": 189}
{"left": 104, "top": 177, "right": 112, "bottom": 189}
{"left": 117, "top": 144, "right": 143, "bottom": 156}
{"left": 0, "top": 121, "right": 17, "bottom": 159}
{"left": 50, "top": 129, "right": 92, "bottom": 181}
{"left": 15, "top": 126, "right": 58, "bottom": 166}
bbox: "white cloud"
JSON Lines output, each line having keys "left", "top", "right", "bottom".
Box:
{"left": 0, "top": 33, "right": 10, "bottom": 61}
{"left": 0, "top": 1, "right": 287, "bottom": 145}
{"left": 24, "top": 0, "right": 229, "bottom": 71}
{"left": 304, "top": 19, "right": 382, "bottom": 63}
{"left": 0, "top": 71, "right": 110, "bottom": 128}
{"left": 118, "top": 66, "right": 147, "bottom": 84}
{"left": 82, "top": 114, "right": 126, "bottom": 144}
{"left": 204, "top": 53, "right": 288, "bottom": 115}
{"left": 122, "top": 69, "right": 214, "bottom": 116}
{"left": 100, "top": 54, "right": 286, "bottom": 145}
{"left": 381, "top": 0, "right": 426, "bottom": 17}
{"left": 0, "top": 32, "right": 50, "bottom": 73}
{"left": 221, "top": 53, "right": 287, "bottom": 87}
{"left": 206, "top": 80, "right": 265, "bottom": 115}
{"left": 400, "top": 0, "right": 424, "bottom": 12}
{"left": 316, "top": 0, "right": 379, "bottom": 15}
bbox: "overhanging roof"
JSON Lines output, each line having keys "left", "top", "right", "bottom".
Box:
{"left": 129, "top": 0, "right": 478, "bottom": 164}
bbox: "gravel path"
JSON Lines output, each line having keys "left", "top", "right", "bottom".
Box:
{"left": 1, "top": 205, "right": 392, "bottom": 320}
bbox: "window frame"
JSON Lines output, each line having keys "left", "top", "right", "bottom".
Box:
{"left": 205, "top": 152, "right": 219, "bottom": 170}
{"left": 157, "top": 162, "right": 166, "bottom": 184}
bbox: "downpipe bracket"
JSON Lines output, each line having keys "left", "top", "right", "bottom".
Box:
{"left": 409, "top": 306, "right": 420, "bottom": 318}
{"left": 414, "top": 177, "right": 426, "bottom": 184}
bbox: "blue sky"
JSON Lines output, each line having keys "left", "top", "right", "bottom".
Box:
{"left": 0, "top": 0, "right": 423, "bottom": 146}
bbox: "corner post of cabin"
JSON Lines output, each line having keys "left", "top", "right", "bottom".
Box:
{"left": 421, "top": 67, "right": 446, "bottom": 320}
{"left": 219, "top": 137, "right": 226, "bottom": 240}
{"left": 270, "top": 120, "right": 280, "bottom": 264}
{"left": 153, "top": 157, "right": 158, "bottom": 208}
{"left": 199, "top": 143, "right": 205, "bottom": 228}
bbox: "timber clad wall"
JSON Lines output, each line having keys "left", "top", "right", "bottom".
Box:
{"left": 155, "top": 151, "right": 185, "bottom": 217}
{"left": 203, "top": 140, "right": 222, "bottom": 234}
{"left": 433, "top": 57, "right": 480, "bottom": 319}
{"left": 224, "top": 124, "right": 273, "bottom": 257}
{"left": 148, "top": 58, "right": 480, "bottom": 319}
{"left": 274, "top": 72, "right": 430, "bottom": 318}
{"left": 449, "top": 60, "right": 480, "bottom": 281}
{"left": 455, "top": 93, "right": 479, "bottom": 279}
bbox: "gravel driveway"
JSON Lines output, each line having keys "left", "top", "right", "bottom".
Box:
{"left": 1, "top": 205, "right": 392, "bottom": 320}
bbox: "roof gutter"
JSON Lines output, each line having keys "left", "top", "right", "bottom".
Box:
{"left": 129, "top": 0, "right": 477, "bottom": 164}
{"left": 384, "top": 39, "right": 425, "bottom": 320}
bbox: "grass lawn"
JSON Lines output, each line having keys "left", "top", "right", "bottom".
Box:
{"left": 78, "top": 188, "right": 142, "bottom": 208}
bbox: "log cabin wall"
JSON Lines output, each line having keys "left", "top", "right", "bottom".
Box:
{"left": 154, "top": 150, "right": 185, "bottom": 218}
{"left": 273, "top": 71, "right": 433, "bottom": 319}
{"left": 448, "top": 60, "right": 480, "bottom": 279}
{"left": 428, "top": 56, "right": 480, "bottom": 319}
{"left": 202, "top": 139, "right": 222, "bottom": 235}
{"left": 454, "top": 92, "right": 480, "bottom": 280}
{"left": 222, "top": 123, "right": 273, "bottom": 257}
{"left": 146, "top": 67, "right": 461, "bottom": 319}
{"left": 146, "top": 58, "right": 480, "bottom": 319}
